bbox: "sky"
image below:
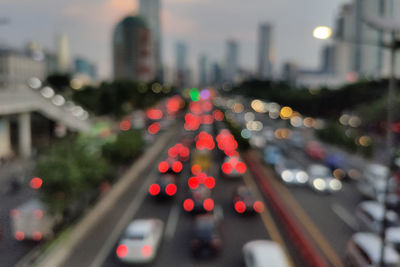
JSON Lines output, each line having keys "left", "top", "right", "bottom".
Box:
{"left": 0, "top": 0, "right": 348, "bottom": 81}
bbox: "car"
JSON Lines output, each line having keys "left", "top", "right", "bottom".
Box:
{"left": 324, "top": 153, "right": 361, "bottom": 181}
{"left": 158, "top": 158, "right": 183, "bottom": 175}
{"left": 116, "top": 219, "right": 164, "bottom": 264}
{"left": 355, "top": 201, "right": 400, "bottom": 234}
{"left": 191, "top": 214, "right": 222, "bottom": 258}
{"left": 275, "top": 159, "right": 309, "bottom": 185}
{"left": 233, "top": 186, "right": 264, "bottom": 214}
{"left": 386, "top": 226, "right": 400, "bottom": 252}
{"left": 221, "top": 156, "right": 247, "bottom": 178}
{"left": 242, "top": 240, "right": 290, "bottom": 267}
{"left": 10, "top": 198, "right": 61, "bottom": 241}
{"left": 305, "top": 141, "right": 325, "bottom": 161}
{"left": 357, "top": 163, "right": 398, "bottom": 206}
{"left": 345, "top": 232, "right": 400, "bottom": 267}
{"left": 307, "top": 164, "right": 342, "bottom": 193}
{"left": 264, "top": 145, "right": 282, "bottom": 166}
{"left": 184, "top": 185, "right": 214, "bottom": 214}
{"left": 148, "top": 174, "right": 178, "bottom": 199}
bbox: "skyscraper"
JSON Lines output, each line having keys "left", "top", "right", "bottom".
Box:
{"left": 112, "top": 16, "right": 155, "bottom": 82}
{"left": 175, "top": 41, "right": 188, "bottom": 88}
{"left": 224, "top": 39, "right": 239, "bottom": 83}
{"left": 257, "top": 23, "right": 274, "bottom": 80}
{"left": 56, "top": 33, "right": 71, "bottom": 73}
{"left": 139, "top": 0, "right": 162, "bottom": 81}
{"left": 198, "top": 54, "right": 208, "bottom": 88}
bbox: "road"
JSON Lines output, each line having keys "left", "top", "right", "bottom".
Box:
{"left": 95, "top": 124, "right": 288, "bottom": 267}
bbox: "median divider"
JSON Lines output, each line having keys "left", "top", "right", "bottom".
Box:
{"left": 28, "top": 123, "right": 180, "bottom": 267}
{"left": 244, "top": 150, "right": 331, "bottom": 267}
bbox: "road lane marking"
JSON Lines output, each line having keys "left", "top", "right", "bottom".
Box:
{"left": 89, "top": 176, "right": 156, "bottom": 267}
{"left": 242, "top": 171, "right": 295, "bottom": 267}
{"left": 331, "top": 203, "right": 358, "bottom": 231}
{"left": 255, "top": 154, "right": 344, "bottom": 267}
{"left": 165, "top": 204, "right": 180, "bottom": 240}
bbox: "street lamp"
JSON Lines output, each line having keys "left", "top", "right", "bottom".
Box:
{"left": 363, "top": 14, "right": 400, "bottom": 267}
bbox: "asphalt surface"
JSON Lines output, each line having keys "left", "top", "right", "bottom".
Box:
{"left": 102, "top": 127, "right": 273, "bottom": 267}
{"left": 0, "top": 160, "right": 37, "bottom": 267}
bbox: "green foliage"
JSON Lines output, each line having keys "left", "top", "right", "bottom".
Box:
{"left": 36, "top": 137, "right": 110, "bottom": 214}
{"left": 102, "top": 129, "right": 144, "bottom": 164}
{"left": 316, "top": 122, "right": 374, "bottom": 158}
{"left": 72, "top": 80, "right": 175, "bottom": 118}
{"left": 231, "top": 79, "right": 392, "bottom": 119}
{"left": 46, "top": 73, "right": 72, "bottom": 94}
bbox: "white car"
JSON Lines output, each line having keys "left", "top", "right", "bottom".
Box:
{"left": 307, "top": 164, "right": 342, "bottom": 193}
{"left": 357, "top": 163, "right": 398, "bottom": 205}
{"left": 355, "top": 201, "right": 400, "bottom": 234}
{"left": 116, "top": 219, "right": 164, "bottom": 263}
{"left": 243, "top": 240, "right": 290, "bottom": 267}
{"left": 346, "top": 232, "right": 400, "bottom": 267}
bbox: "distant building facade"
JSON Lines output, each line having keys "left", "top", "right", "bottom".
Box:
{"left": 139, "top": 0, "right": 163, "bottom": 81}
{"left": 75, "top": 58, "right": 97, "bottom": 81}
{"left": 0, "top": 48, "right": 46, "bottom": 89}
{"left": 56, "top": 33, "right": 71, "bottom": 74}
{"left": 257, "top": 23, "right": 274, "bottom": 80}
{"left": 113, "top": 16, "right": 155, "bottom": 82}
{"left": 224, "top": 39, "right": 239, "bottom": 83}
{"left": 175, "top": 41, "right": 189, "bottom": 88}
{"left": 198, "top": 54, "right": 208, "bottom": 88}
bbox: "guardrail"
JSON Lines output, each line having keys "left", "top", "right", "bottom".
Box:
{"left": 244, "top": 151, "right": 331, "bottom": 267}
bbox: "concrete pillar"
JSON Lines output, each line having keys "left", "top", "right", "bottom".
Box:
{"left": 0, "top": 117, "right": 12, "bottom": 158}
{"left": 18, "top": 113, "right": 31, "bottom": 158}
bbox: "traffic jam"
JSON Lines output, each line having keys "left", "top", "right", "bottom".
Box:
{"left": 112, "top": 94, "right": 289, "bottom": 266}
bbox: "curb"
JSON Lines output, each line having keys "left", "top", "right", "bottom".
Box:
{"left": 28, "top": 123, "right": 180, "bottom": 267}
{"left": 244, "top": 150, "right": 331, "bottom": 267}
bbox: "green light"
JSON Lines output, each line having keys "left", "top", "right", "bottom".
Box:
{"left": 189, "top": 88, "right": 200, "bottom": 101}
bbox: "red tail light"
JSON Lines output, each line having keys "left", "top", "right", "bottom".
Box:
{"left": 172, "top": 161, "right": 183, "bottom": 173}
{"left": 253, "top": 201, "right": 265, "bottom": 213}
{"left": 203, "top": 198, "right": 214, "bottom": 211}
{"left": 34, "top": 209, "right": 43, "bottom": 219}
{"left": 183, "top": 199, "right": 194, "bottom": 212}
{"left": 30, "top": 177, "right": 43, "bottom": 189}
{"left": 33, "top": 231, "right": 42, "bottom": 241}
{"left": 188, "top": 177, "right": 199, "bottom": 189}
{"left": 236, "top": 162, "right": 247, "bottom": 174}
{"left": 165, "top": 184, "right": 177, "bottom": 196}
{"left": 222, "top": 163, "right": 233, "bottom": 174}
{"left": 149, "top": 184, "right": 161, "bottom": 196}
{"left": 235, "top": 201, "right": 246, "bottom": 214}
{"left": 15, "top": 231, "right": 24, "bottom": 241}
{"left": 158, "top": 161, "right": 169, "bottom": 173}
{"left": 204, "top": 177, "right": 215, "bottom": 189}
{"left": 116, "top": 244, "right": 129, "bottom": 258}
{"left": 191, "top": 164, "right": 202, "bottom": 174}
{"left": 141, "top": 245, "right": 152, "bottom": 257}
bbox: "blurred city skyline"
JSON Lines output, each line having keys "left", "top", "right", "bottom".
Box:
{"left": 1, "top": 0, "right": 347, "bottom": 80}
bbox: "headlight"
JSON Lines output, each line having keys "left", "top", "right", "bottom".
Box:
{"left": 296, "top": 171, "right": 309, "bottom": 183}
{"left": 313, "top": 178, "right": 326, "bottom": 191}
{"left": 281, "top": 170, "right": 294, "bottom": 182}
{"left": 329, "top": 179, "right": 342, "bottom": 191}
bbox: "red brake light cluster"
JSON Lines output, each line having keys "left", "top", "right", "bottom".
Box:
{"left": 195, "top": 132, "right": 215, "bottom": 150}
{"left": 148, "top": 122, "right": 161, "bottom": 135}
{"left": 188, "top": 173, "right": 215, "bottom": 189}
{"left": 222, "top": 157, "right": 247, "bottom": 174}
